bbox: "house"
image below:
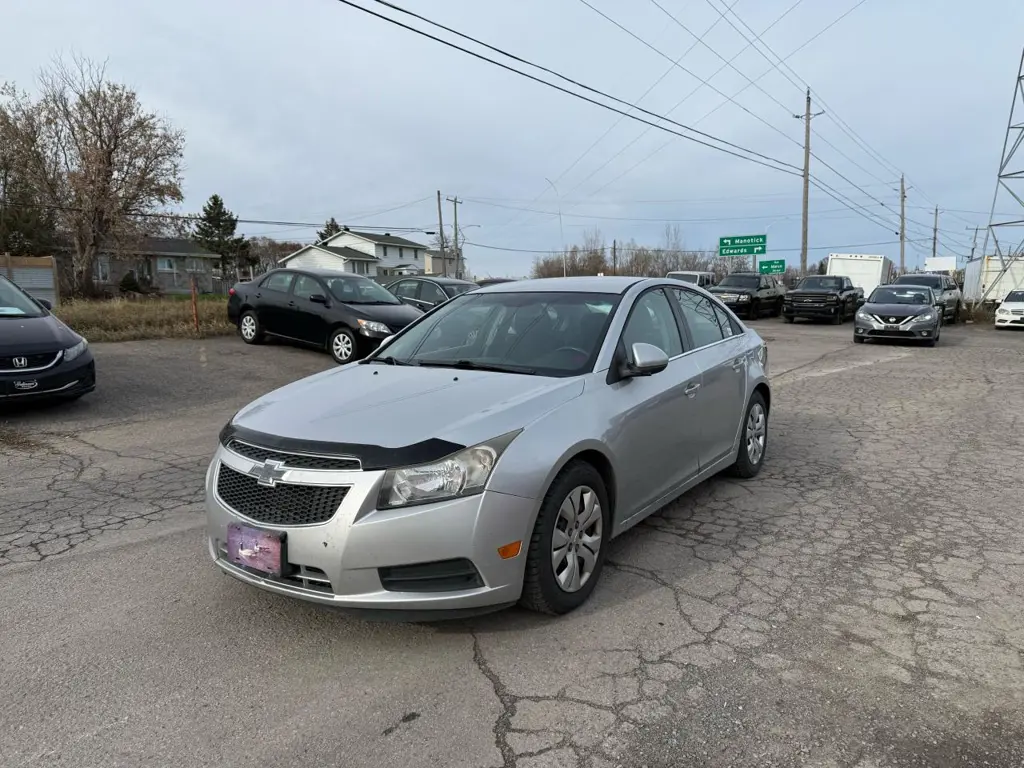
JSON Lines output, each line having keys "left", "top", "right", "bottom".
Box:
{"left": 278, "top": 228, "right": 429, "bottom": 277}
{"left": 59, "top": 237, "right": 221, "bottom": 295}
{"left": 424, "top": 249, "right": 461, "bottom": 278}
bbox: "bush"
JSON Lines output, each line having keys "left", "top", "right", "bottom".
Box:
{"left": 118, "top": 270, "right": 141, "bottom": 294}
{"left": 55, "top": 297, "right": 235, "bottom": 341}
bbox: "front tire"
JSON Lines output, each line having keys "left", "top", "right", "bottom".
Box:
{"left": 854, "top": 336, "right": 865, "bottom": 344}
{"left": 328, "top": 327, "right": 358, "bottom": 364}
{"left": 239, "top": 311, "right": 264, "bottom": 344}
{"left": 772, "top": 298, "right": 783, "bottom": 317}
{"left": 520, "top": 461, "right": 610, "bottom": 616}
{"left": 728, "top": 392, "right": 768, "bottom": 479}
{"left": 783, "top": 315, "right": 794, "bottom": 324}
{"left": 748, "top": 301, "right": 760, "bottom": 320}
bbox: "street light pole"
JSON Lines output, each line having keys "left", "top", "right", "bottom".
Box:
{"left": 545, "top": 177, "right": 566, "bottom": 277}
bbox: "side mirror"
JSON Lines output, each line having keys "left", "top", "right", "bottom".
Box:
{"left": 856, "top": 297, "right": 865, "bottom": 307}
{"left": 309, "top": 294, "right": 328, "bottom": 305}
{"left": 36, "top": 298, "right": 53, "bottom": 311}
{"left": 625, "top": 342, "right": 669, "bottom": 378}
{"left": 934, "top": 302, "right": 944, "bottom": 309}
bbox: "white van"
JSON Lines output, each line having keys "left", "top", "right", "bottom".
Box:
{"left": 667, "top": 270, "right": 716, "bottom": 288}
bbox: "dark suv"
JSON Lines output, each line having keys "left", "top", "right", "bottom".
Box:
{"left": 708, "top": 272, "right": 785, "bottom": 319}
{"left": 891, "top": 274, "right": 962, "bottom": 323}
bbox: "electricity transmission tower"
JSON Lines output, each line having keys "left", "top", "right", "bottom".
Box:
{"left": 977, "top": 47, "right": 1024, "bottom": 304}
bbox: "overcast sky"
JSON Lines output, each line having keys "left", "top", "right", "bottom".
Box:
{"left": 5, "top": 0, "right": 1024, "bottom": 277}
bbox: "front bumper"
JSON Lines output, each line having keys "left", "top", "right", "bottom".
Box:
{"left": 205, "top": 444, "right": 535, "bottom": 617}
{"left": 853, "top": 317, "right": 938, "bottom": 340}
{"left": 0, "top": 352, "right": 95, "bottom": 401}
{"left": 783, "top": 300, "right": 840, "bottom": 318}
{"left": 995, "top": 313, "right": 1024, "bottom": 328}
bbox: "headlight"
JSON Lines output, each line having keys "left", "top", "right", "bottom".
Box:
{"left": 738, "top": 294, "right": 751, "bottom": 302}
{"left": 856, "top": 311, "right": 870, "bottom": 320}
{"left": 64, "top": 338, "right": 88, "bottom": 362}
{"left": 756, "top": 342, "right": 768, "bottom": 366}
{"left": 357, "top": 318, "right": 390, "bottom": 334}
{"left": 997, "top": 308, "right": 1010, "bottom": 315}
{"left": 913, "top": 313, "right": 934, "bottom": 323}
{"left": 378, "top": 430, "right": 521, "bottom": 509}
{"left": 827, "top": 294, "right": 839, "bottom": 302}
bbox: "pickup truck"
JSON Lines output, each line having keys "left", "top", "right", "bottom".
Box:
{"left": 707, "top": 272, "right": 785, "bottom": 320}
{"left": 782, "top": 275, "right": 861, "bottom": 324}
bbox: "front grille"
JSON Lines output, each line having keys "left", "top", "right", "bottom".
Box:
{"left": 0, "top": 351, "right": 61, "bottom": 371}
{"left": 379, "top": 558, "right": 484, "bottom": 593}
{"left": 226, "top": 439, "right": 360, "bottom": 471}
{"left": 1012, "top": 309, "right": 1024, "bottom": 316}
{"left": 216, "top": 464, "right": 349, "bottom": 526}
{"left": 872, "top": 315, "right": 912, "bottom": 325}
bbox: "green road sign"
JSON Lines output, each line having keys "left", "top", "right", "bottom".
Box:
{"left": 719, "top": 234, "right": 767, "bottom": 257}
{"left": 758, "top": 258, "right": 786, "bottom": 275}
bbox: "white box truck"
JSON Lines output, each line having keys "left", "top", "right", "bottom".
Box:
{"left": 963, "top": 255, "right": 1024, "bottom": 305}
{"left": 826, "top": 253, "right": 894, "bottom": 297}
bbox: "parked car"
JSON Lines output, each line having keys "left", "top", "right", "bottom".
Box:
{"left": 206, "top": 276, "right": 771, "bottom": 618}
{"left": 666, "top": 270, "right": 716, "bottom": 288}
{"left": 387, "top": 276, "right": 477, "bottom": 311}
{"left": 891, "top": 273, "right": 962, "bottom": 323}
{"left": 0, "top": 275, "right": 95, "bottom": 404}
{"left": 853, "top": 284, "right": 943, "bottom": 346}
{"left": 995, "top": 289, "right": 1024, "bottom": 330}
{"left": 708, "top": 272, "right": 784, "bottom": 319}
{"left": 475, "top": 278, "right": 518, "bottom": 288}
{"left": 227, "top": 269, "right": 423, "bottom": 364}
{"left": 782, "top": 275, "right": 860, "bottom": 324}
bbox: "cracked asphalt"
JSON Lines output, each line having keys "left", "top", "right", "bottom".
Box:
{"left": 2, "top": 323, "right": 1023, "bottom": 768}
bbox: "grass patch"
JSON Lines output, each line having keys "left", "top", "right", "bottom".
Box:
{"left": 55, "top": 297, "right": 236, "bottom": 342}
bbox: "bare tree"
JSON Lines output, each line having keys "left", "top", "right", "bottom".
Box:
{"left": 5, "top": 55, "right": 185, "bottom": 295}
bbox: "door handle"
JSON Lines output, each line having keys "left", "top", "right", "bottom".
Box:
{"left": 255, "top": 293, "right": 262, "bottom": 299}
{"left": 684, "top": 382, "right": 701, "bottom": 397}
{"left": 288, "top": 301, "right": 296, "bottom": 307}
{"left": 731, "top": 357, "right": 745, "bottom": 371}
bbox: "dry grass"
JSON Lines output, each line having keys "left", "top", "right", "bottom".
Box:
{"left": 55, "top": 296, "right": 236, "bottom": 342}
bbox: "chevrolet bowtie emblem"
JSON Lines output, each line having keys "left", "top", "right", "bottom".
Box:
{"left": 249, "top": 459, "right": 287, "bottom": 487}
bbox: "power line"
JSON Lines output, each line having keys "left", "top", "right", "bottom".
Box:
{"left": 465, "top": 237, "right": 914, "bottom": 256}
{"left": 336, "top": 0, "right": 802, "bottom": 176}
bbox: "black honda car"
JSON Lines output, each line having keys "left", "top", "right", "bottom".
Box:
{"left": 0, "top": 275, "right": 95, "bottom": 404}
{"left": 227, "top": 268, "right": 424, "bottom": 364}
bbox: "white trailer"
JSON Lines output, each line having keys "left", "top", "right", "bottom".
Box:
{"left": 826, "top": 253, "right": 894, "bottom": 296}
{"left": 963, "top": 255, "right": 1024, "bottom": 304}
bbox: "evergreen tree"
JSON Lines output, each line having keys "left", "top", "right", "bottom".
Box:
{"left": 192, "top": 194, "right": 246, "bottom": 274}
{"left": 317, "top": 217, "right": 342, "bottom": 243}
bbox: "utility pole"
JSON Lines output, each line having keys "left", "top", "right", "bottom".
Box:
{"left": 931, "top": 205, "right": 939, "bottom": 262}
{"left": 612, "top": 239, "right": 617, "bottom": 275}
{"left": 967, "top": 226, "right": 982, "bottom": 261}
{"left": 794, "top": 89, "right": 824, "bottom": 276}
{"left": 446, "top": 196, "right": 463, "bottom": 278}
{"left": 436, "top": 190, "right": 447, "bottom": 277}
{"left": 899, "top": 175, "right": 906, "bottom": 274}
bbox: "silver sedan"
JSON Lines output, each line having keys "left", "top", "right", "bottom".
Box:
{"left": 205, "top": 277, "right": 771, "bottom": 618}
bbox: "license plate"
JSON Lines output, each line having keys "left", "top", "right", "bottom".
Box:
{"left": 226, "top": 524, "right": 284, "bottom": 577}
{"left": 884, "top": 324, "right": 901, "bottom": 332}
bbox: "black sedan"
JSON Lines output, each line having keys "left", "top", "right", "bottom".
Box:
{"left": 386, "top": 275, "right": 477, "bottom": 311}
{"left": 0, "top": 275, "right": 95, "bottom": 404}
{"left": 227, "top": 268, "right": 424, "bottom": 364}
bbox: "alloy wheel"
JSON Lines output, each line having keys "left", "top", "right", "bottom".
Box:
{"left": 240, "top": 315, "right": 257, "bottom": 340}
{"left": 332, "top": 332, "right": 354, "bottom": 362}
{"left": 551, "top": 485, "right": 603, "bottom": 593}
{"left": 746, "top": 403, "right": 767, "bottom": 465}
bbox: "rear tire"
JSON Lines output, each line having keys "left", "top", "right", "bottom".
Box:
{"left": 239, "top": 311, "right": 264, "bottom": 344}
{"left": 520, "top": 461, "right": 610, "bottom": 616}
{"left": 328, "top": 327, "right": 358, "bottom": 364}
{"left": 952, "top": 302, "right": 961, "bottom": 324}
{"left": 728, "top": 392, "right": 768, "bottom": 479}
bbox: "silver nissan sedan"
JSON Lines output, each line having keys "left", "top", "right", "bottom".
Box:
{"left": 205, "top": 276, "right": 771, "bottom": 618}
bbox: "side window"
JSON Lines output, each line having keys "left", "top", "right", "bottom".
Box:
{"left": 292, "top": 275, "right": 322, "bottom": 300}
{"left": 392, "top": 281, "right": 420, "bottom": 300}
{"left": 622, "top": 289, "right": 683, "bottom": 358}
{"left": 262, "top": 272, "right": 294, "bottom": 293}
{"left": 671, "top": 288, "right": 727, "bottom": 349}
{"left": 420, "top": 282, "right": 447, "bottom": 305}
{"left": 710, "top": 302, "right": 738, "bottom": 338}
{"left": 759, "top": 277, "right": 770, "bottom": 290}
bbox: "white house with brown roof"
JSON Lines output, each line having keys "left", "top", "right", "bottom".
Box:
{"left": 278, "top": 228, "right": 428, "bottom": 277}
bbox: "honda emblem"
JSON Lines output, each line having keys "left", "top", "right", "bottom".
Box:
{"left": 12, "top": 357, "right": 28, "bottom": 369}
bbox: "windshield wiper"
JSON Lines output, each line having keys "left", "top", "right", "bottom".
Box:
{"left": 417, "top": 359, "right": 537, "bottom": 375}
{"left": 361, "top": 355, "right": 418, "bottom": 366}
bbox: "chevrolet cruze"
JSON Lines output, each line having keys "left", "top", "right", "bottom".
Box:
{"left": 205, "top": 277, "right": 771, "bottom": 618}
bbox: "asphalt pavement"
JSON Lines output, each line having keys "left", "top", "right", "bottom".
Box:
{"left": 2, "top": 322, "right": 1024, "bottom": 768}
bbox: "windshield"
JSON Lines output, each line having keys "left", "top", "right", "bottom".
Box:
{"left": 0, "top": 277, "right": 45, "bottom": 318}
{"left": 895, "top": 274, "right": 942, "bottom": 288}
{"left": 1003, "top": 290, "right": 1024, "bottom": 303}
{"left": 718, "top": 275, "right": 759, "bottom": 289}
{"left": 798, "top": 276, "right": 842, "bottom": 290}
{"left": 444, "top": 283, "right": 475, "bottom": 297}
{"left": 374, "top": 291, "right": 621, "bottom": 377}
{"left": 667, "top": 272, "right": 699, "bottom": 284}
{"left": 325, "top": 276, "right": 400, "bottom": 305}
{"left": 868, "top": 286, "right": 933, "bottom": 305}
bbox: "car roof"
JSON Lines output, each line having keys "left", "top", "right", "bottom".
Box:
{"left": 277, "top": 267, "right": 370, "bottom": 279}
{"left": 397, "top": 276, "right": 475, "bottom": 285}
{"left": 472, "top": 276, "right": 646, "bottom": 295}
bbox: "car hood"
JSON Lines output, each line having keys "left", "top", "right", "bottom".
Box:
{"left": 861, "top": 303, "right": 935, "bottom": 317}
{"left": 231, "top": 364, "right": 585, "bottom": 460}
{"left": 0, "top": 314, "right": 81, "bottom": 355}
{"left": 999, "top": 301, "right": 1024, "bottom": 311}
{"left": 709, "top": 286, "right": 755, "bottom": 295}
{"left": 786, "top": 288, "right": 839, "bottom": 296}
{"left": 345, "top": 302, "right": 423, "bottom": 329}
